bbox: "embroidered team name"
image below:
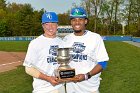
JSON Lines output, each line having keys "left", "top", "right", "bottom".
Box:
{"left": 72, "top": 42, "right": 87, "bottom": 62}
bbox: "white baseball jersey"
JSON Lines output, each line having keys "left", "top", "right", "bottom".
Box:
{"left": 63, "top": 30, "right": 109, "bottom": 93}
{"left": 23, "top": 35, "right": 64, "bottom": 93}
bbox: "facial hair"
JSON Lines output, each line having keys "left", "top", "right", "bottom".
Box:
{"left": 74, "top": 30, "right": 82, "bottom": 33}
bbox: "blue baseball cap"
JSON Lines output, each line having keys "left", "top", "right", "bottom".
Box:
{"left": 42, "top": 12, "right": 58, "bottom": 24}
{"left": 70, "top": 7, "right": 87, "bottom": 19}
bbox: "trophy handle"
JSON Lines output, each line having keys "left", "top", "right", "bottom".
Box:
{"left": 55, "top": 57, "right": 57, "bottom": 61}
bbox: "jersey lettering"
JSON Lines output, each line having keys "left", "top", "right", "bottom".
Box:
{"left": 72, "top": 54, "right": 87, "bottom": 62}
{"left": 71, "top": 42, "right": 87, "bottom": 62}
{"left": 47, "top": 45, "right": 58, "bottom": 65}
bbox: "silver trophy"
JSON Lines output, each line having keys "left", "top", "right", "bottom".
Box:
{"left": 55, "top": 48, "right": 75, "bottom": 81}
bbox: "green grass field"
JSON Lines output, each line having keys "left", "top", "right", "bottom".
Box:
{"left": 100, "top": 41, "right": 140, "bottom": 93}
{"left": 0, "top": 66, "right": 32, "bottom": 93}
{"left": 0, "top": 41, "right": 29, "bottom": 52}
{"left": 0, "top": 41, "right": 140, "bottom": 93}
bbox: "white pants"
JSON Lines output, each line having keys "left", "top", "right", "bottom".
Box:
{"left": 50, "top": 90, "right": 99, "bottom": 93}
{"left": 50, "top": 86, "right": 99, "bottom": 93}
{"left": 50, "top": 85, "right": 65, "bottom": 93}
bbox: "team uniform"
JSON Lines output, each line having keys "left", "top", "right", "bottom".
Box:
{"left": 63, "top": 30, "right": 109, "bottom": 93}
{"left": 23, "top": 35, "right": 64, "bottom": 93}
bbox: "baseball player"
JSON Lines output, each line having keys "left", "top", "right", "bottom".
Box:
{"left": 23, "top": 12, "right": 65, "bottom": 93}
{"left": 63, "top": 7, "right": 109, "bottom": 93}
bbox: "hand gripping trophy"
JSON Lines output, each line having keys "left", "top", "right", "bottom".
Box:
{"left": 55, "top": 48, "right": 76, "bottom": 82}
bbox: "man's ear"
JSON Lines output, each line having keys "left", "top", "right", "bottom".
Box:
{"left": 70, "top": 20, "right": 72, "bottom": 25}
{"left": 42, "top": 24, "right": 44, "bottom": 29}
{"left": 85, "top": 19, "right": 88, "bottom": 25}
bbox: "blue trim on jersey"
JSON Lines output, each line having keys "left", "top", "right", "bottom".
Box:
{"left": 98, "top": 61, "right": 108, "bottom": 69}
{"left": 83, "top": 30, "right": 88, "bottom": 36}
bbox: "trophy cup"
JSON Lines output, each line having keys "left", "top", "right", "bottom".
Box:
{"left": 55, "top": 48, "right": 76, "bottom": 82}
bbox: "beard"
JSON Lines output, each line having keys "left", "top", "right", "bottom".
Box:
{"left": 74, "top": 30, "right": 82, "bottom": 33}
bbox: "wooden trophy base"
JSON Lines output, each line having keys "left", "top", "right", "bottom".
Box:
{"left": 58, "top": 77, "right": 79, "bottom": 82}
{"left": 55, "top": 68, "right": 78, "bottom": 82}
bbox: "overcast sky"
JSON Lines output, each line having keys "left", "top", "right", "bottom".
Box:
{"left": 6, "top": 0, "right": 81, "bottom": 14}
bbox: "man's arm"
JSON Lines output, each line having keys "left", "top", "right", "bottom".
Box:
{"left": 88, "top": 64, "right": 103, "bottom": 77}
{"left": 25, "top": 66, "right": 40, "bottom": 78}
{"left": 74, "top": 61, "right": 108, "bottom": 82}
{"left": 25, "top": 66, "right": 59, "bottom": 86}
{"left": 88, "top": 61, "right": 107, "bottom": 78}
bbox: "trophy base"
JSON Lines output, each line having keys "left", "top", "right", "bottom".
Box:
{"left": 55, "top": 68, "right": 77, "bottom": 82}
{"left": 58, "top": 77, "right": 79, "bottom": 82}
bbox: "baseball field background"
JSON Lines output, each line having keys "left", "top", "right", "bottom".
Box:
{"left": 0, "top": 41, "right": 140, "bottom": 93}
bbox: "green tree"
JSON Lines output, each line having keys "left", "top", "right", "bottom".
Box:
{"left": 0, "top": 0, "right": 6, "bottom": 10}
{"left": 0, "top": 19, "right": 10, "bottom": 36}
{"left": 58, "top": 13, "right": 70, "bottom": 25}
{"left": 30, "top": 10, "right": 43, "bottom": 36}
{"left": 14, "top": 4, "right": 34, "bottom": 36}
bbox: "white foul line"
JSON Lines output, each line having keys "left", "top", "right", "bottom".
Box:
{"left": 0, "top": 61, "right": 22, "bottom": 67}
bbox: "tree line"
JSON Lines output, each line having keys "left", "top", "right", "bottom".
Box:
{"left": 79, "top": 0, "right": 140, "bottom": 36}
{"left": 0, "top": 0, "right": 140, "bottom": 37}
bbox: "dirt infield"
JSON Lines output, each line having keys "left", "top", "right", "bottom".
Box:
{"left": 0, "top": 51, "right": 26, "bottom": 73}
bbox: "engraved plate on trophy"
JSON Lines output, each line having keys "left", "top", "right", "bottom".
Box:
{"left": 55, "top": 48, "right": 76, "bottom": 81}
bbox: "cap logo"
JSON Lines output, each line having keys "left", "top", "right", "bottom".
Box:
{"left": 46, "top": 13, "right": 52, "bottom": 20}
{"left": 73, "top": 9, "right": 83, "bottom": 15}
{"left": 75, "top": 9, "right": 79, "bottom": 13}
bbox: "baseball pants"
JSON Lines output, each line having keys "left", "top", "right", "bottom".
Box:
{"left": 50, "top": 85, "right": 65, "bottom": 93}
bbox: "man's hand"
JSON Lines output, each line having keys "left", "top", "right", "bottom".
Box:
{"left": 74, "top": 74, "right": 85, "bottom": 82}
{"left": 47, "top": 76, "right": 60, "bottom": 86}
{"left": 67, "top": 74, "right": 85, "bottom": 83}
{"left": 38, "top": 73, "right": 61, "bottom": 86}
